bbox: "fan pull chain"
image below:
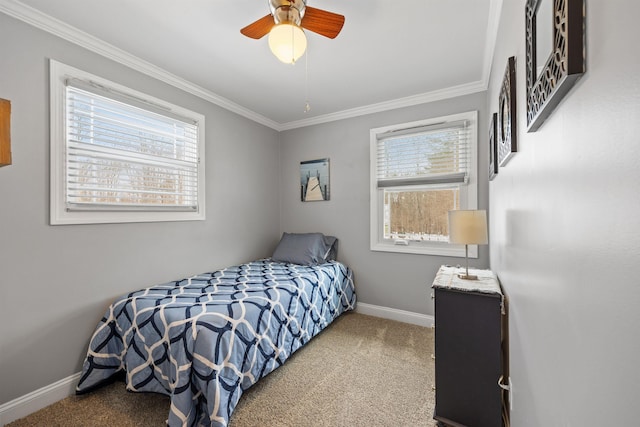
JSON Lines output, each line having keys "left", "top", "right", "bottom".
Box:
{"left": 304, "top": 49, "right": 311, "bottom": 113}
{"left": 290, "top": 23, "right": 296, "bottom": 64}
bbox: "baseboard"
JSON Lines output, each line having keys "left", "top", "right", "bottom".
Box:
{"left": 0, "top": 304, "right": 432, "bottom": 425}
{"left": 355, "top": 302, "right": 434, "bottom": 328}
{"left": 0, "top": 372, "right": 81, "bottom": 426}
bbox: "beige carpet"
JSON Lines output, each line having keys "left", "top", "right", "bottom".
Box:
{"left": 8, "top": 313, "right": 437, "bottom": 427}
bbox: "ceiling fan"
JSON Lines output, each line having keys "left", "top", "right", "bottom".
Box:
{"left": 240, "top": 0, "right": 345, "bottom": 64}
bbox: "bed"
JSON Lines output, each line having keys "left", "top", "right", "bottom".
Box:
{"left": 76, "top": 233, "right": 355, "bottom": 427}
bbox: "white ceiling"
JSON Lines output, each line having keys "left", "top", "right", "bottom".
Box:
{"left": 1, "top": 0, "right": 500, "bottom": 130}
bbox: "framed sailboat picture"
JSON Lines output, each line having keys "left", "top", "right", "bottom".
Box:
{"left": 300, "top": 158, "right": 330, "bottom": 201}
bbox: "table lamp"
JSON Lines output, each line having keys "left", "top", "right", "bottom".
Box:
{"left": 448, "top": 209, "right": 488, "bottom": 280}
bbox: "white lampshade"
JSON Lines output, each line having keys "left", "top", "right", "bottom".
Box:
{"left": 448, "top": 210, "right": 488, "bottom": 245}
{"left": 268, "top": 23, "right": 307, "bottom": 64}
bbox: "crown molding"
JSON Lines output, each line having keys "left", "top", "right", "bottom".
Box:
{"left": 481, "top": 0, "right": 504, "bottom": 86}
{"left": 279, "top": 80, "right": 487, "bottom": 131}
{"left": 0, "top": 0, "right": 501, "bottom": 133}
{"left": 278, "top": 0, "right": 502, "bottom": 131}
{"left": 0, "top": 0, "right": 281, "bottom": 130}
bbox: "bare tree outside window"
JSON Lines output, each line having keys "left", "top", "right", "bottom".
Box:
{"left": 384, "top": 188, "right": 459, "bottom": 241}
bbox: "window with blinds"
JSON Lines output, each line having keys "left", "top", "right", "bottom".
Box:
{"left": 375, "top": 120, "right": 471, "bottom": 188}
{"left": 50, "top": 60, "right": 205, "bottom": 224}
{"left": 65, "top": 82, "right": 199, "bottom": 210}
{"left": 369, "top": 111, "right": 478, "bottom": 256}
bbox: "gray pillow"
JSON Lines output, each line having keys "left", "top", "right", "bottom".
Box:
{"left": 272, "top": 232, "right": 337, "bottom": 266}
{"left": 323, "top": 235, "right": 338, "bottom": 261}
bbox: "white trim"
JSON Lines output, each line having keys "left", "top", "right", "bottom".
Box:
{"left": 0, "top": 0, "right": 502, "bottom": 132}
{"left": 369, "top": 242, "right": 477, "bottom": 258}
{"left": 355, "top": 302, "right": 434, "bottom": 328}
{"left": 0, "top": 0, "right": 280, "bottom": 131}
{"left": 481, "top": 0, "right": 504, "bottom": 86}
{"left": 0, "top": 304, "right": 432, "bottom": 424}
{"left": 0, "top": 372, "right": 81, "bottom": 426}
{"left": 279, "top": 80, "right": 486, "bottom": 131}
{"left": 369, "top": 111, "right": 479, "bottom": 257}
{"left": 49, "top": 60, "right": 206, "bottom": 225}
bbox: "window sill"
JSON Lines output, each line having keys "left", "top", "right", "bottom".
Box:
{"left": 370, "top": 242, "right": 478, "bottom": 258}
{"left": 50, "top": 209, "right": 205, "bottom": 225}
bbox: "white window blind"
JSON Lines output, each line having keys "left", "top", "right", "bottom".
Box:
{"left": 375, "top": 120, "right": 471, "bottom": 188}
{"left": 65, "top": 80, "right": 200, "bottom": 211}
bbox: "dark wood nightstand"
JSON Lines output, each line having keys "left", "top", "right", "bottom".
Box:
{"left": 432, "top": 265, "right": 508, "bottom": 427}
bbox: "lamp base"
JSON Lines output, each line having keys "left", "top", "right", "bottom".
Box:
{"left": 457, "top": 244, "right": 479, "bottom": 280}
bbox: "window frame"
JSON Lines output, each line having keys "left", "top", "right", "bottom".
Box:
{"left": 369, "top": 111, "right": 478, "bottom": 257}
{"left": 50, "top": 60, "right": 206, "bottom": 225}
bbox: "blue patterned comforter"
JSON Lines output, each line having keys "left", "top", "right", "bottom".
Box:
{"left": 76, "top": 259, "right": 356, "bottom": 426}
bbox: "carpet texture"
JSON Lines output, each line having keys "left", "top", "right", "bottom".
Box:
{"left": 8, "top": 313, "right": 437, "bottom": 426}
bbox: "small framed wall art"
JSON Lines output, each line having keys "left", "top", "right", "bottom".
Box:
{"left": 300, "top": 158, "right": 330, "bottom": 201}
{"left": 498, "top": 56, "right": 517, "bottom": 167}
{"left": 489, "top": 112, "right": 498, "bottom": 181}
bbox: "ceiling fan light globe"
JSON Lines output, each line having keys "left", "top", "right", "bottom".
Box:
{"left": 268, "top": 23, "right": 307, "bottom": 64}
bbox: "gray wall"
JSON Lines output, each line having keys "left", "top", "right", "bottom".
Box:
{"left": 0, "top": 14, "right": 281, "bottom": 404}
{"left": 279, "top": 92, "right": 489, "bottom": 316}
{"left": 488, "top": 0, "right": 640, "bottom": 424}
{"left": 11, "top": 2, "right": 639, "bottom": 424}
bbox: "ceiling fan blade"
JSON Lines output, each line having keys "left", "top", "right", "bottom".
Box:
{"left": 240, "top": 14, "right": 274, "bottom": 39}
{"left": 301, "top": 6, "right": 345, "bottom": 39}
